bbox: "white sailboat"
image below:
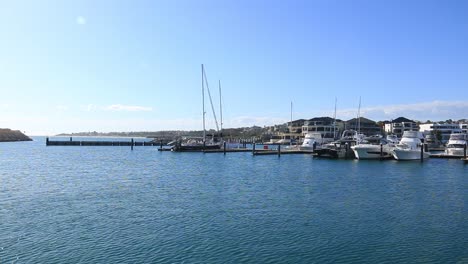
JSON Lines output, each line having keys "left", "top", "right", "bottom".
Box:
{"left": 172, "top": 64, "right": 222, "bottom": 151}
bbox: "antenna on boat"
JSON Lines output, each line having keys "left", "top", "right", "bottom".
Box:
{"left": 219, "top": 80, "right": 223, "bottom": 135}
{"left": 202, "top": 64, "right": 206, "bottom": 143}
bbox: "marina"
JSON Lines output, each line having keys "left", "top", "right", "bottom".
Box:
{"left": 1, "top": 136, "right": 467, "bottom": 263}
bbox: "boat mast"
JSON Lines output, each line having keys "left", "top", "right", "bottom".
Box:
{"left": 357, "top": 96, "right": 361, "bottom": 136}
{"left": 202, "top": 68, "right": 220, "bottom": 133}
{"left": 202, "top": 64, "right": 206, "bottom": 143}
{"left": 333, "top": 97, "right": 337, "bottom": 139}
{"left": 290, "top": 101, "right": 293, "bottom": 146}
{"left": 219, "top": 80, "right": 223, "bottom": 135}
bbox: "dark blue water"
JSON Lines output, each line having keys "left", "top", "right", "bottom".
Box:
{"left": 1, "top": 137, "right": 467, "bottom": 263}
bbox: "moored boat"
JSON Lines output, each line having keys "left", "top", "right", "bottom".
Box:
{"left": 392, "top": 131, "right": 429, "bottom": 160}
{"left": 444, "top": 133, "right": 467, "bottom": 156}
{"left": 351, "top": 135, "right": 395, "bottom": 159}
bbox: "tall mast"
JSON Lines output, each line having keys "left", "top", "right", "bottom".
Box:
{"left": 202, "top": 64, "right": 206, "bottom": 142}
{"left": 219, "top": 80, "right": 223, "bottom": 134}
{"left": 357, "top": 96, "right": 361, "bottom": 135}
{"left": 290, "top": 101, "right": 293, "bottom": 146}
{"left": 333, "top": 97, "right": 337, "bottom": 139}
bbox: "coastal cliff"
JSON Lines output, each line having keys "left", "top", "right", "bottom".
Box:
{"left": 0, "top": 129, "right": 32, "bottom": 142}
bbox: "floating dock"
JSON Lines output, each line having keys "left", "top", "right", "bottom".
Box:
{"left": 430, "top": 153, "right": 466, "bottom": 159}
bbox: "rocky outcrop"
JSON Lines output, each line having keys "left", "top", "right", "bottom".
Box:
{"left": 0, "top": 129, "right": 32, "bottom": 142}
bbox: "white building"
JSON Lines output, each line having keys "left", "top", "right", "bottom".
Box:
{"left": 419, "top": 123, "right": 463, "bottom": 143}
{"left": 384, "top": 117, "right": 419, "bottom": 138}
{"left": 460, "top": 123, "right": 468, "bottom": 133}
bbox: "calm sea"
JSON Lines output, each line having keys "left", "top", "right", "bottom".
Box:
{"left": 1, "top": 137, "right": 466, "bottom": 263}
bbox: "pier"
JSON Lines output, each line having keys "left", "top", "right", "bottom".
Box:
{"left": 46, "top": 137, "right": 159, "bottom": 147}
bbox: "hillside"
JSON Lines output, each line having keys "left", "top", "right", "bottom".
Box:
{"left": 0, "top": 129, "right": 32, "bottom": 142}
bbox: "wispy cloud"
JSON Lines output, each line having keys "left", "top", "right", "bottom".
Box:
{"left": 76, "top": 16, "right": 87, "bottom": 25}
{"left": 56, "top": 105, "right": 69, "bottom": 111}
{"left": 329, "top": 100, "right": 468, "bottom": 121}
{"left": 104, "top": 104, "right": 153, "bottom": 112}
{"left": 82, "top": 104, "right": 153, "bottom": 112}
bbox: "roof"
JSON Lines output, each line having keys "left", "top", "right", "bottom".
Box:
{"left": 346, "top": 117, "right": 377, "bottom": 124}
{"left": 392, "top": 117, "right": 415, "bottom": 123}
{"left": 307, "top": 116, "right": 343, "bottom": 122}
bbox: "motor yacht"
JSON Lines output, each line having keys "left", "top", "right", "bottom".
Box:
{"left": 351, "top": 135, "right": 395, "bottom": 159}
{"left": 392, "top": 131, "right": 429, "bottom": 160}
{"left": 444, "top": 133, "right": 467, "bottom": 156}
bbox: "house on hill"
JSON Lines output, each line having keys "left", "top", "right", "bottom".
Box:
{"left": 345, "top": 117, "right": 381, "bottom": 136}
{"left": 384, "top": 117, "right": 419, "bottom": 138}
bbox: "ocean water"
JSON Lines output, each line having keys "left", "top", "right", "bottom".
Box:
{"left": 0, "top": 137, "right": 466, "bottom": 263}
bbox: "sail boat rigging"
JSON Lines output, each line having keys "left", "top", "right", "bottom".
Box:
{"left": 172, "top": 64, "right": 222, "bottom": 151}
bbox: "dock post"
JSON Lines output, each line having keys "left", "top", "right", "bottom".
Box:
{"left": 131, "top": 138, "right": 134, "bottom": 151}
{"left": 252, "top": 143, "right": 256, "bottom": 155}
{"left": 420, "top": 144, "right": 424, "bottom": 162}
{"left": 160, "top": 140, "right": 163, "bottom": 150}
{"left": 312, "top": 142, "right": 316, "bottom": 151}
{"left": 380, "top": 144, "right": 383, "bottom": 160}
{"left": 70, "top": 137, "right": 72, "bottom": 142}
{"left": 278, "top": 144, "right": 281, "bottom": 157}
{"left": 424, "top": 143, "right": 428, "bottom": 152}
{"left": 464, "top": 143, "right": 467, "bottom": 159}
{"left": 223, "top": 141, "right": 226, "bottom": 155}
{"left": 46, "top": 137, "right": 49, "bottom": 146}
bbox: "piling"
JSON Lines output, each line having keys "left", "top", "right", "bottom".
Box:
{"left": 252, "top": 143, "right": 256, "bottom": 155}
{"left": 464, "top": 143, "right": 467, "bottom": 159}
{"left": 312, "top": 142, "right": 316, "bottom": 151}
{"left": 380, "top": 144, "right": 383, "bottom": 160}
{"left": 424, "top": 143, "right": 428, "bottom": 152}
{"left": 278, "top": 144, "right": 281, "bottom": 157}
{"left": 131, "top": 138, "right": 134, "bottom": 151}
{"left": 46, "top": 137, "right": 49, "bottom": 146}
{"left": 160, "top": 140, "right": 163, "bottom": 150}
{"left": 420, "top": 144, "right": 424, "bottom": 162}
{"left": 223, "top": 141, "right": 226, "bottom": 155}
{"left": 70, "top": 137, "right": 72, "bottom": 142}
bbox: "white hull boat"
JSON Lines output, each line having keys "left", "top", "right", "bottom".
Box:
{"left": 444, "top": 133, "right": 467, "bottom": 157}
{"left": 352, "top": 144, "right": 394, "bottom": 159}
{"left": 392, "top": 131, "right": 429, "bottom": 160}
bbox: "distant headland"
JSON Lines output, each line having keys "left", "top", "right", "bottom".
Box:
{"left": 0, "top": 129, "right": 32, "bottom": 142}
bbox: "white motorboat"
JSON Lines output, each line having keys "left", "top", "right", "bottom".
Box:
{"left": 392, "top": 131, "right": 430, "bottom": 160}
{"left": 314, "top": 130, "right": 363, "bottom": 159}
{"left": 351, "top": 136, "right": 395, "bottom": 159}
{"left": 444, "top": 133, "right": 467, "bottom": 156}
{"left": 300, "top": 132, "right": 334, "bottom": 150}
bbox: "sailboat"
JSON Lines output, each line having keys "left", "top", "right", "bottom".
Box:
{"left": 172, "top": 64, "right": 222, "bottom": 152}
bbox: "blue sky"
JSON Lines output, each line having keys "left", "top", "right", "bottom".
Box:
{"left": 1, "top": 0, "right": 467, "bottom": 135}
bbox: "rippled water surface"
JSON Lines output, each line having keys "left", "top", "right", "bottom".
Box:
{"left": 1, "top": 137, "right": 467, "bottom": 263}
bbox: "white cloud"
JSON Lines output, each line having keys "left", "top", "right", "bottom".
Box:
{"left": 81, "top": 104, "right": 152, "bottom": 112}
{"left": 104, "top": 104, "right": 153, "bottom": 112}
{"left": 56, "top": 105, "right": 69, "bottom": 111}
{"left": 76, "top": 16, "right": 87, "bottom": 25}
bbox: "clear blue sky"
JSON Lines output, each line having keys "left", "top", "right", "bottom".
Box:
{"left": 1, "top": 0, "right": 467, "bottom": 135}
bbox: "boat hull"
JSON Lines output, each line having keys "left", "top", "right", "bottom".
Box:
{"left": 172, "top": 144, "right": 221, "bottom": 152}
{"left": 352, "top": 145, "right": 394, "bottom": 159}
{"left": 445, "top": 148, "right": 466, "bottom": 157}
{"left": 392, "top": 149, "right": 430, "bottom": 160}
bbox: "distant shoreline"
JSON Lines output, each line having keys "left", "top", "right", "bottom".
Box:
{"left": 0, "top": 129, "right": 32, "bottom": 142}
